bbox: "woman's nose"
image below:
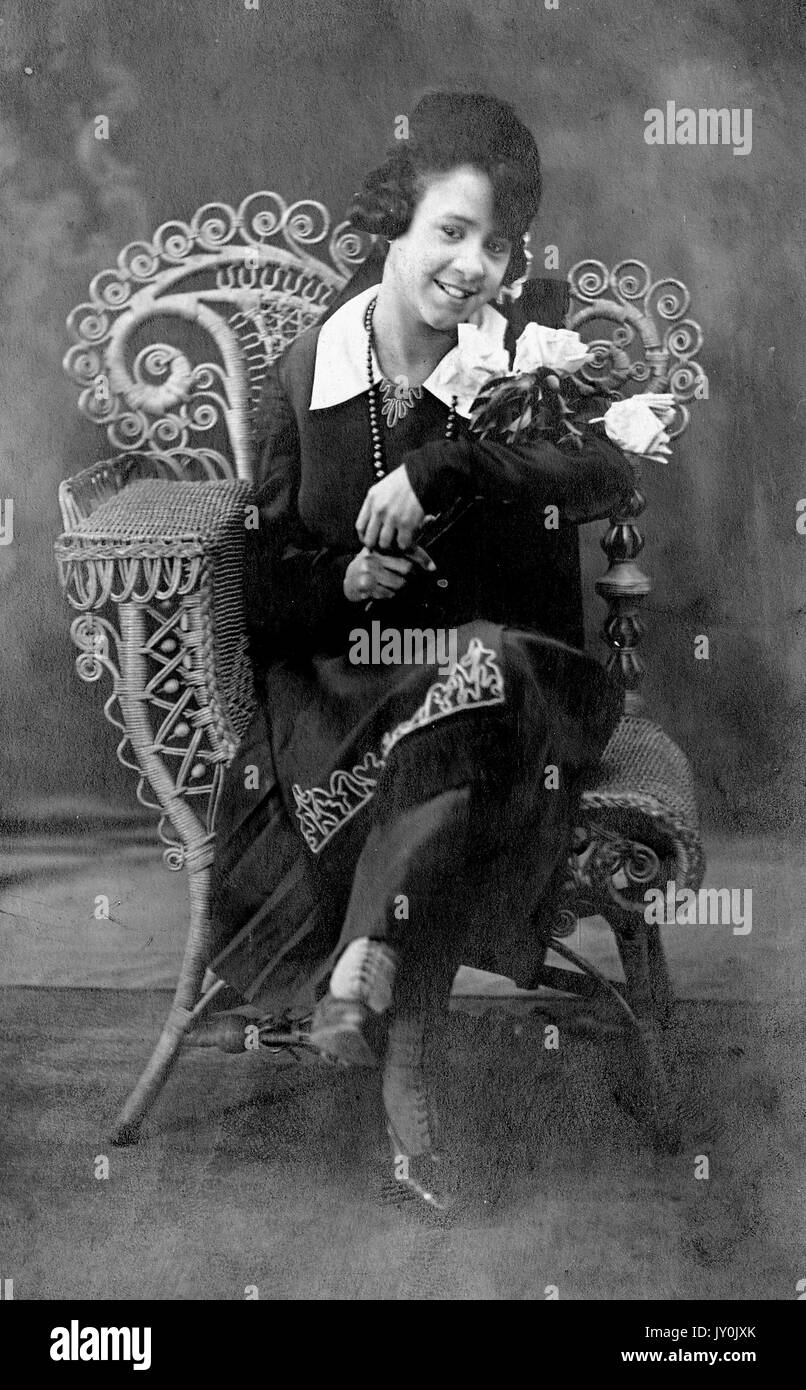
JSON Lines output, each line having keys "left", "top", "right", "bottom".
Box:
{"left": 451, "top": 241, "right": 485, "bottom": 282}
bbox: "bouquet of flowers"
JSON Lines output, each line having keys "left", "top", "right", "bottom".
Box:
{"left": 442, "top": 321, "right": 676, "bottom": 462}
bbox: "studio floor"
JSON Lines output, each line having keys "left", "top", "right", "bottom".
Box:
{"left": 1, "top": 988, "right": 803, "bottom": 1301}
{"left": 1, "top": 817, "right": 804, "bottom": 1300}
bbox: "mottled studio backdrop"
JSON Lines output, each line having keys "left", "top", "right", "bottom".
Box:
{"left": 0, "top": 0, "right": 803, "bottom": 834}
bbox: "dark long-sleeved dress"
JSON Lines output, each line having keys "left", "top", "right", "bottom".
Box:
{"left": 208, "top": 278, "right": 634, "bottom": 1014}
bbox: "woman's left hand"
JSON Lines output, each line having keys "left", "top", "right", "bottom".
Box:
{"left": 356, "top": 465, "right": 425, "bottom": 552}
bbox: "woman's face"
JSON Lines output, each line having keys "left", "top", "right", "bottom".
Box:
{"left": 385, "top": 164, "right": 514, "bottom": 332}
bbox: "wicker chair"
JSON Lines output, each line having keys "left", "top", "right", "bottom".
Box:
{"left": 56, "top": 192, "right": 706, "bottom": 1151}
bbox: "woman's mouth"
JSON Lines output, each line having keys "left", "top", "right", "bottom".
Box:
{"left": 433, "top": 279, "right": 476, "bottom": 302}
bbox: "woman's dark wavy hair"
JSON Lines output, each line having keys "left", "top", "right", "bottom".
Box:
{"left": 349, "top": 92, "right": 542, "bottom": 286}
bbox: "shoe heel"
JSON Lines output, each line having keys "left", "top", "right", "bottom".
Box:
{"left": 309, "top": 997, "right": 383, "bottom": 1068}
{"left": 386, "top": 1123, "right": 458, "bottom": 1212}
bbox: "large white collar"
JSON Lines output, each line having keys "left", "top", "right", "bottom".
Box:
{"left": 309, "top": 283, "right": 509, "bottom": 419}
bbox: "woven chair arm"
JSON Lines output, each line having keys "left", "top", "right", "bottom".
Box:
{"left": 58, "top": 450, "right": 235, "bottom": 531}
{"left": 56, "top": 471, "right": 253, "bottom": 574}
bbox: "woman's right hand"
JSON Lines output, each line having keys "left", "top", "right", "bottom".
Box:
{"left": 343, "top": 545, "right": 434, "bottom": 603}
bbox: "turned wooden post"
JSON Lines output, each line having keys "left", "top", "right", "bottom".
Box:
{"left": 565, "top": 259, "right": 702, "bottom": 714}
{"left": 596, "top": 457, "right": 650, "bottom": 714}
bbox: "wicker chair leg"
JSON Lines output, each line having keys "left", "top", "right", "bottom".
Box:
{"left": 612, "top": 924, "right": 681, "bottom": 1153}
{"left": 111, "top": 865, "right": 212, "bottom": 1146}
{"left": 645, "top": 922, "right": 675, "bottom": 1024}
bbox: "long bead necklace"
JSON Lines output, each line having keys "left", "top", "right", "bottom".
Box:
{"left": 364, "top": 295, "right": 458, "bottom": 482}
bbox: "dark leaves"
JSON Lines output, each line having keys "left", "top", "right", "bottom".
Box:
{"left": 468, "top": 369, "right": 618, "bottom": 449}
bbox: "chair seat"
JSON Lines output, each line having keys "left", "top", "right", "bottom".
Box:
{"left": 580, "top": 713, "right": 705, "bottom": 888}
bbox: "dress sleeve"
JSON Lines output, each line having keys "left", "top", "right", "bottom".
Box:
{"left": 402, "top": 422, "right": 635, "bottom": 526}
{"left": 244, "top": 362, "right": 355, "bottom": 656}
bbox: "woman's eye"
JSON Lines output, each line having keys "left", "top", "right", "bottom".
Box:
{"left": 441, "top": 224, "right": 461, "bottom": 239}
{"left": 487, "top": 240, "right": 509, "bottom": 257}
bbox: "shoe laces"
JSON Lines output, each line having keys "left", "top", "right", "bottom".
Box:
{"left": 384, "top": 1014, "right": 440, "bottom": 1153}
{"left": 330, "top": 937, "right": 397, "bottom": 1013}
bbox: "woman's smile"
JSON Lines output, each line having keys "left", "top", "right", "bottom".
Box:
{"left": 432, "top": 278, "right": 479, "bottom": 303}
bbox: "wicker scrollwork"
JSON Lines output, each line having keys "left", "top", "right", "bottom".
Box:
{"left": 63, "top": 192, "right": 376, "bottom": 483}
{"left": 558, "top": 816, "right": 686, "bottom": 923}
{"left": 71, "top": 612, "right": 120, "bottom": 684}
{"left": 567, "top": 257, "right": 705, "bottom": 439}
{"left": 549, "top": 823, "right": 665, "bottom": 937}
{"left": 67, "top": 597, "right": 228, "bottom": 872}
{"left": 583, "top": 825, "right": 665, "bottom": 916}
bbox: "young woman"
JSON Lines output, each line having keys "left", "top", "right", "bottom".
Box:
{"left": 208, "top": 92, "right": 633, "bottom": 1208}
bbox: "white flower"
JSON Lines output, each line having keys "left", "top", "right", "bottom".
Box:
{"left": 456, "top": 322, "right": 510, "bottom": 380}
{"left": 433, "top": 321, "right": 510, "bottom": 410}
{"left": 512, "top": 323, "right": 592, "bottom": 377}
{"left": 600, "top": 395, "right": 676, "bottom": 458}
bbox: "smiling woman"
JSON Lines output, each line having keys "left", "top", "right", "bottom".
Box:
{"left": 208, "top": 92, "right": 634, "bottom": 1209}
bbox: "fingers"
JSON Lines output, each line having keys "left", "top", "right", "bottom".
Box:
{"left": 360, "top": 576, "right": 397, "bottom": 599}
{"left": 374, "top": 553, "right": 413, "bottom": 575}
{"left": 362, "top": 551, "right": 410, "bottom": 598}
{"left": 355, "top": 466, "right": 426, "bottom": 552}
{"left": 408, "top": 545, "right": 437, "bottom": 572}
{"left": 360, "top": 512, "right": 381, "bottom": 550}
{"left": 355, "top": 496, "right": 371, "bottom": 540}
{"left": 364, "top": 577, "right": 404, "bottom": 601}
{"left": 362, "top": 517, "right": 414, "bottom": 552}
{"left": 350, "top": 534, "right": 435, "bottom": 605}
{"left": 378, "top": 521, "right": 396, "bottom": 552}
{"left": 375, "top": 569, "right": 405, "bottom": 592}
{"left": 346, "top": 548, "right": 413, "bottom": 603}
{"left": 363, "top": 547, "right": 433, "bottom": 590}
